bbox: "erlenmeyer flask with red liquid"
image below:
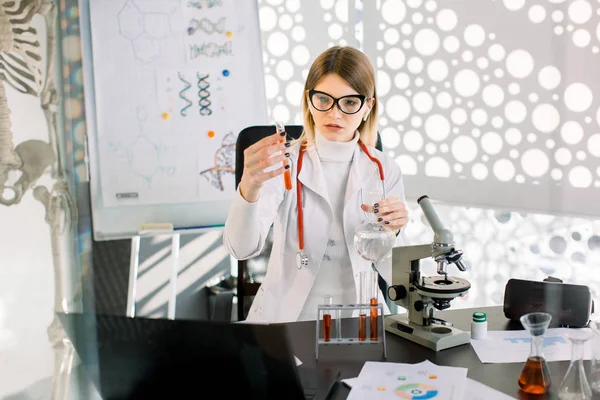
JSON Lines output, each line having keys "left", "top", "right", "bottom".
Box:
{"left": 518, "top": 312, "right": 552, "bottom": 395}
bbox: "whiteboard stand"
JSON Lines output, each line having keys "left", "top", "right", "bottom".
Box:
{"left": 126, "top": 233, "right": 180, "bottom": 319}
{"left": 126, "top": 236, "right": 140, "bottom": 318}
{"left": 167, "top": 234, "right": 180, "bottom": 320}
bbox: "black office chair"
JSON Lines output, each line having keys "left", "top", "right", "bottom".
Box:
{"left": 211, "top": 290, "right": 234, "bottom": 322}
{"left": 234, "top": 125, "right": 303, "bottom": 321}
{"left": 234, "top": 125, "right": 382, "bottom": 321}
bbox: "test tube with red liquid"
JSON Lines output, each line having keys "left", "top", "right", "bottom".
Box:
{"left": 322, "top": 295, "right": 332, "bottom": 342}
{"left": 369, "top": 271, "right": 379, "bottom": 341}
{"left": 275, "top": 121, "right": 292, "bottom": 190}
{"left": 358, "top": 272, "right": 367, "bottom": 341}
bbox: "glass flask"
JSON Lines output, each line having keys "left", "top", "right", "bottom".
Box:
{"left": 558, "top": 329, "right": 593, "bottom": 400}
{"left": 518, "top": 312, "right": 553, "bottom": 395}
{"left": 589, "top": 321, "right": 600, "bottom": 394}
{"left": 354, "top": 189, "right": 395, "bottom": 262}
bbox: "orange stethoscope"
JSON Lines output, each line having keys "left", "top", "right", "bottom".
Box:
{"left": 295, "top": 139, "right": 386, "bottom": 269}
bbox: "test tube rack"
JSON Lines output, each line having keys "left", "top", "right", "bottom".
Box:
{"left": 315, "top": 303, "right": 386, "bottom": 360}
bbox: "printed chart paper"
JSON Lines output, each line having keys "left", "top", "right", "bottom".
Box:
{"left": 344, "top": 374, "right": 516, "bottom": 399}
{"left": 461, "top": 378, "right": 516, "bottom": 400}
{"left": 470, "top": 328, "right": 593, "bottom": 364}
{"left": 347, "top": 360, "right": 467, "bottom": 400}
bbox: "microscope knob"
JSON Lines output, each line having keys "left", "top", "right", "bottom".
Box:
{"left": 414, "top": 300, "right": 424, "bottom": 312}
{"left": 388, "top": 285, "right": 407, "bottom": 301}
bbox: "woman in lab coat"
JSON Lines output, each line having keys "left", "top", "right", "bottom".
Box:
{"left": 223, "top": 46, "right": 409, "bottom": 323}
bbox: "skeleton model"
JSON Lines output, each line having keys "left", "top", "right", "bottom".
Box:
{"left": 1, "top": 1, "right": 79, "bottom": 398}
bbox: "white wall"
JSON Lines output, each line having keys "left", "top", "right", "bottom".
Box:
{"left": 0, "top": 15, "right": 58, "bottom": 397}
{"left": 0, "top": 190, "right": 55, "bottom": 396}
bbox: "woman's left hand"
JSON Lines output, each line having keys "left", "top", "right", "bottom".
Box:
{"left": 361, "top": 197, "right": 409, "bottom": 233}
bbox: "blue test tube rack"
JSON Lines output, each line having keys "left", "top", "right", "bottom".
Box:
{"left": 315, "top": 303, "right": 386, "bottom": 360}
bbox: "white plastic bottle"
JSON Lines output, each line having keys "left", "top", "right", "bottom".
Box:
{"left": 471, "top": 312, "right": 487, "bottom": 340}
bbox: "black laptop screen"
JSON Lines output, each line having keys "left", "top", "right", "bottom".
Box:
{"left": 57, "top": 312, "right": 305, "bottom": 400}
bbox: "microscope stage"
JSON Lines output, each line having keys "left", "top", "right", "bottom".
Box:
{"left": 414, "top": 275, "right": 471, "bottom": 298}
{"left": 384, "top": 313, "right": 470, "bottom": 351}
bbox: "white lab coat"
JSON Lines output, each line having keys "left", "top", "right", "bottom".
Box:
{"left": 223, "top": 141, "right": 409, "bottom": 323}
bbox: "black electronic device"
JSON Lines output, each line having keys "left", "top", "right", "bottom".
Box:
{"left": 57, "top": 312, "right": 336, "bottom": 400}
{"left": 503, "top": 278, "right": 594, "bottom": 328}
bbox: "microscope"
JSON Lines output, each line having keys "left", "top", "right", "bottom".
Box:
{"left": 384, "top": 195, "right": 471, "bottom": 351}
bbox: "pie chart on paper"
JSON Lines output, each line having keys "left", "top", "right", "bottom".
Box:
{"left": 394, "top": 383, "right": 439, "bottom": 399}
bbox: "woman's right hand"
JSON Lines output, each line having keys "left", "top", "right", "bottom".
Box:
{"left": 239, "top": 131, "right": 291, "bottom": 202}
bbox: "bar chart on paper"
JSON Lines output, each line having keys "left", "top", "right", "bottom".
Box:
{"left": 347, "top": 360, "right": 468, "bottom": 400}
{"left": 469, "top": 328, "right": 593, "bottom": 363}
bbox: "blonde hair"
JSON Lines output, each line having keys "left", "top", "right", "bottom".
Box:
{"left": 298, "top": 46, "right": 378, "bottom": 147}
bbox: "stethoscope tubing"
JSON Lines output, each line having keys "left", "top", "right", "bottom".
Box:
{"left": 295, "top": 140, "right": 385, "bottom": 268}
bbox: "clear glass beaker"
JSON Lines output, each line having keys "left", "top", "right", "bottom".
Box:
{"left": 354, "top": 222, "right": 395, "bottom": 262}
{"left": 354, "top": 189, "right": 395, "bottom": 262}
{"left": 559, "top": 329, "right": 593, "bottom": 399}
{"left": 518, "top": 312, "right": 552, "bottom": 395}
{"left": 589, "top": 321, "right": 600, "bottom": 393}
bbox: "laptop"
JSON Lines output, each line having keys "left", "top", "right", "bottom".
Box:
{"left": 57, "top": 312, "right": 337, "bottom": 400}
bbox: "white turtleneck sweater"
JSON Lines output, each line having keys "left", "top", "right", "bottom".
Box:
{"left": 297, "top": 131, "right": 360, "bottom": 321}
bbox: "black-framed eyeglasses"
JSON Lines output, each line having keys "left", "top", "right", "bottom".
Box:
{"left": 308, "top": 89, "right": 367, "bottom": 115}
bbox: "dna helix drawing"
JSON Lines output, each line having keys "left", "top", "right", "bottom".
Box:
{"left": 187, "top": 17, "right": 226, "bottom": 35}
{"left": 186, "top": 0, "right": 223, "bottom": 9}
{"left": 197, "top": 72, "right": 212, "bottom": 116}
{"left": 177, "top": 72, "right": 193, "bottom": 117}
{"left": 189, "top": 42, "right": 233, "bottom": 59}
{"left": 199, "top": 132, "right": 236, "bottom": 191}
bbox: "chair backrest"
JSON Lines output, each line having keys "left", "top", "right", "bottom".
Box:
{"left": 211, "top": 290, "right": 234, "bottom": 322}
{"left": 235, "top": 125, "right": 305, "bottom": 187}
{"left": 235, "top": 125, "right": 382, "bottom": 187}
{"left": 233, "top": 125, "right": 382, "bottom": 320}
{"left": 234, "top": 125, "right": 302, "bottom": 320}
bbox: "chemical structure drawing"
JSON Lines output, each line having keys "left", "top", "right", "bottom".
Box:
{"left": 199, "top": 131, "right": 236, "bottom": 191}
{"left": 108, "top": 106, "right": 176, "bottom": 188}
{"left": 197, "top": 72, "right": 212, "bottom": 116}
{"left": 178, "top": 72, "right": 192, "bottom": 116}
{"left": 187, "top": 17, "right": 226, "bottom": 35}
{"left": 117, "top": 0, "right": 177, "bottom": 63}
{"left": 186, "top": 0, "right": 223, "bottom": 9}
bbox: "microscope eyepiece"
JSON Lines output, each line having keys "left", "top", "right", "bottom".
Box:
{"left": 418, "top": 196, "right": 454, "bottom": 245}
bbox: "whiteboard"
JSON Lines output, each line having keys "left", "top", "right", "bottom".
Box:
{"left": 80, "top": 0, "right": 267, "bottom": 240}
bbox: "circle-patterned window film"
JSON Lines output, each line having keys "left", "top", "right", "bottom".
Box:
{"left": 257, "top": 0, "right": 600, "bottom": 309}
{"left": 362, "top": 0, "right": 600, "bottom": 218}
